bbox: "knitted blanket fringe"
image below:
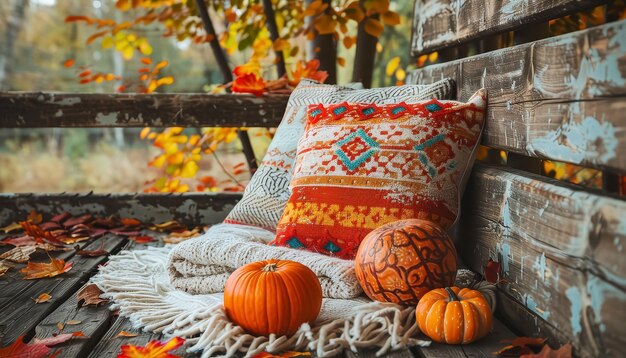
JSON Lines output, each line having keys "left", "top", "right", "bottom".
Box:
{"left": 92, "top": 246, "right": 431, "bottom": 357}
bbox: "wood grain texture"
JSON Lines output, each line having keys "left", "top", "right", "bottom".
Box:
{"left": 410, "top": 0, "right": 605, "bottom": 56}
{"left": 459, "top": 164, "right": 626, "bottom": 357}
{"left": 0, "top": 192, "right": 241, "bottom": 228}
{"left": 0, "top": 92, "right": 287, "bottom": 128}
{"left": 0, "top": 235, "right": 127, "bottom": 346}
{"left": 408, "top": 19, "right": 626, "bottom": 173}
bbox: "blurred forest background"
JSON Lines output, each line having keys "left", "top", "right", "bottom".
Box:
{"left": 0, "top": 0, "right": 622, "bottom": 193}
{"left": 0, "top": 0, "right": 414, "bottom": 193}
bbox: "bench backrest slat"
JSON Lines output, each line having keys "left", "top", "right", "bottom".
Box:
{"left": 411, "top": 0, "right": 607, "bottom": 56}
{"left": 409, "top": 19, "right": 626, "bottom": 173}
{"left": 459, "top": 164, "right": 626, "bottom": 357}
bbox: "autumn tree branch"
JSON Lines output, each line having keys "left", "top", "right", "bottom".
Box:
{"left": 261, "top": 0, "right": 287, "bottom": 78}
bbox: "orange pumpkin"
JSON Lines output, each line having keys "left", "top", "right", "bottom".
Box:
{"left": 224, "top": 259, "right": 322, "bottom": 336}
{"left": 355, "top": 219, "right": 457, "bottom": 305}
{"left": 416, "top": 286, "right": 493, "bottom": 344}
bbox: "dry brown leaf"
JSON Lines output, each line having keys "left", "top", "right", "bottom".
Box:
{"left": 28, "top": 210, "right": 43, "bottom": 224}
{"left": 116, "top": 331, "right": 139, "bottom": 338}
{"left": 0, "top": 246, "right": 37, "bottom": 263}
{"left": 0, "top": 222, "right": 22, "bottom": 233}
{"left": 20, "top": 258, "right": 73, "bottom": 280}
{"left": 33, "top": 331, "right": 87, "bottom": 346}
{"left": 36, "top": 243, "right": 70, "bottom": 252}
{"left": 57, "top": 322, "right": 64, "bottom": 331}
{"left": 496, "top": 337, "right": 548, "bottom": 356}
{"left": 0, "top": 261, "right": 11, "bottom": 277}
{"left": 66, "top": 320, "right": 82, "bottom": 325}
{"left": 77, "top": 283, "right": 108, "bottom": 306}
{"left": 149, "top": 220, "right": 185, "bottom": 232}
{"left": 33, "top": 293, "right": 52, "bottom": 303}
{"left": 521, "top": 343, "right": 572, "bottom": 358}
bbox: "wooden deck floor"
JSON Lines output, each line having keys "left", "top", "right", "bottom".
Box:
{"left": 0, "top": 229, "right": 516, "bottom": 357}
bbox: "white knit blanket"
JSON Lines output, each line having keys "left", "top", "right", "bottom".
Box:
{"left": 92, "top": 223, "right": 495, "bottom": 357}
{"left": 167, "top": 224, "right": 362, "bottom": 299}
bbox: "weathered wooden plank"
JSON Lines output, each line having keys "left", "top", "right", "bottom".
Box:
{"left": 459, "top": 164, "right": 626, "bottom": 358}
{"left": 0, "top": 92, "right": 288, "bottom": 128}
{"left": 0, "top": 235, "right": 127, "bottom": 346}
{"left": 87, "top": 316, "right": 161, "bottom": 357}
{"left": 345, "top": 348, "right": 414, "bottom": 358}
{"left": 408, "top": 19, "right": 626, "bottom": 173}
{"left": 31, "top": 237, "right": 166, "bottom": 357}
{"left": 411, "top": 0, "right": 606, "bottom": 56}
{"left": 0, "top": 192, "right": 240, "bottom": 228}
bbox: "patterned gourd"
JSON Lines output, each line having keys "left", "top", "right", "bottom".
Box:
{"left": 416, "top": 286, "right": 493, "bottom": 344}
{"left": 224, "top": 259, "right": 322, "bottom": 336}
{"left": 355, "top": 219, "right": 457, "bottom": 305}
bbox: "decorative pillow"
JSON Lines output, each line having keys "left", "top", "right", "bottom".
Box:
{"left": 272, "top": 89, "right": 486, "bottom": 259}
{"left": 223, "top": 78, "right": 455, "bottom": 231}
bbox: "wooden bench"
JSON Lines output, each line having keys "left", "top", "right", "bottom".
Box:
{"left": 0, "top": 1, "right": 624, "bottom": 357}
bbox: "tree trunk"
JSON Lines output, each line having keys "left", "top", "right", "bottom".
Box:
{"left": 305, "top": 0, "right": 336, "bottom": 84}
{"left": 261, "top": 0, "right": 286, "bottom": 78}
{"left": 351, "top": 0, "right": 378, "bottom": 88}
{"left": 194, "top": 0, "right": 232, "bottom": 83}
{"left": 0, "top": 0, "right": 29, "bottom": 91}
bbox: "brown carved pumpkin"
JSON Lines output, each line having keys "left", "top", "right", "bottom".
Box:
{"left": 416, "top": 286, "right": 493, "bottom": 344}
{"left": 224, "top": 259, "right": 322, "bottom": 336}
{"left": 355, "top": 219, "right": 457, "bottom": 305}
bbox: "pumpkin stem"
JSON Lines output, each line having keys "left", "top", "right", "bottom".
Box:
{"left": 262, "top": 263, "right": 278, "bottom": 272}
{"left": 445, "top": 287, "right": 460, "bottom": 302}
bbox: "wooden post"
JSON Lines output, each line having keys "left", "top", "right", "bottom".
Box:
{"left": 352, "top": 0, "right": 378, "bottom": 88}
{"left": 305, "top": 0, "right": 337, "bottom": 84}
{"left": 194, "top": 0, "right": 258, "bottom": 173}
{"left": 261, "top": 0, "right": 287, "bottom": 78}
{"left": 194, "top": 0, "right": 233, "bottom": 83}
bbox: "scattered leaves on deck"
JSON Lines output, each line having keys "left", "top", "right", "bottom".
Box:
{"left": 20, "top": 258, "right": 73, "bottom": 280}
{"left": 0, "top": 335, "right": 50, "bottom": 358}
{"left": 33, "top": 293, "right": 52, "bottom": 304}
{"left": 118, "top": 336, "right": 185, "bottom": 358}
{"left": 0, "top": 246, "right": 37, "bottom": 263}
{"left": 77, "top": 284, "right": 108, "bottom": 307}
{"left": 117, "top": 331, "right": 139, "bottom": 338}
{"left": 495, "top": 337, "right": 549, "bottom": 356}
{"left": 33, "top": 331, "right": 88, "bottom": 346}
{"left": 520, "top": 343, "right": 572, "bottom": 358}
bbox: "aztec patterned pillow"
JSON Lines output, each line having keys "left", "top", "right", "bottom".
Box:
{"left": 272, "top": 89, "right": 486, "bottom": 259}
{"left": 223, "top": 78, "right": 455, "bottom": 231}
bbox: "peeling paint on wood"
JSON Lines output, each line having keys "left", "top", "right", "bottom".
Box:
{"left": 460, "top": 164, "right": 626, "bottom": 357}
{"left": 409, "top": 19, "right": 626, "bottom": 172}
{"left": 411, "top": 0, "right": 606, "bottom": 56}
{"left": 0, "top": 93, "right": 288, "bottom": 128}
{"left": 0, "top": 193, "right": 240, "bottom": 227}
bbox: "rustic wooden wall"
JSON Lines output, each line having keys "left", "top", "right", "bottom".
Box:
{"left": 459, "top": 164, "right": 626, "bottom": 357}
{"left": 411, "top": 0, "right": 605, "bottom": 56}
{"left": 408, "top": 19, "right": 626, "bottom": 173}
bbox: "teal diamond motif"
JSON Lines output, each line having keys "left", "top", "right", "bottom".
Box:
{"left": 287, "top": 237, "right": 305, "bottom": 249}
{"left": 335, "top": 129, "right": 379, "bottom": 171}
{"left": 324, "top": 241, "right": 341, "bottom": 254}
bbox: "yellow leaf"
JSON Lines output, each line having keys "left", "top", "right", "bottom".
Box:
{"left": 102, "top": 36, "right": 114, "bottom": 49}
{"left": 364, "top": 0, "right": 389, "bottom": 13}
{"left": 304, "top": 0, "right": 327, "bottom": 16}
{"left": 314, "top": 14, "right": 337, "bottom": 35}
{"left": 273, "top": 38, "right": 290, "bottom": 52}
{"left": 396, "top": 67, "right": 406, "bottom": 81}
{"left": 150, "top": 154, "right": 167, "bottom": 168}
{"left": 139, "top": 40, "right": 152, "bottom": 55}
{"left": 157, "top": 76, "right": 174, "bottom": 86}
{"left": 33, "top": 293, "right": 52, "bottom": 304}
{"left": 147, "top": 80, "right": 157, "bottom": 93}
{"left": 382, "top": 11, "right": 400, "bottom": 26}
{"left": 385, "top": 56, "right": 400, "bottom": 76}
{"left": 154, "top": 60, "right": 168, "bottom": 71}
{"left": 122, "top": 46, "right": 134, "bottom": 60}
{"left": 364, "top": 18, "right": 384, "bottom": 38}
{"left": 428, "top": 51, "right": 438, "bottom": 63}
{"left": 181, "top": 161, "right": 199, "bottom": 178}
{"left": 140, "top": 127, "right": 151, "bottom": 139}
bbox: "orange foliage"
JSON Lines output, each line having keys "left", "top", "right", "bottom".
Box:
{"left": 118, "top": 336, "right": 185, "bottom": 358}
{"left": 20, "top": 257, "right": 73, "bottom": 280}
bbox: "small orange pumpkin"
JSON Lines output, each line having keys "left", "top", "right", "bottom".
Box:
{"left": 416, "top": 286, "right": 493, "bottom": 344}
{"left": 224, "top": 259, "right": 322, "bottom": 336}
